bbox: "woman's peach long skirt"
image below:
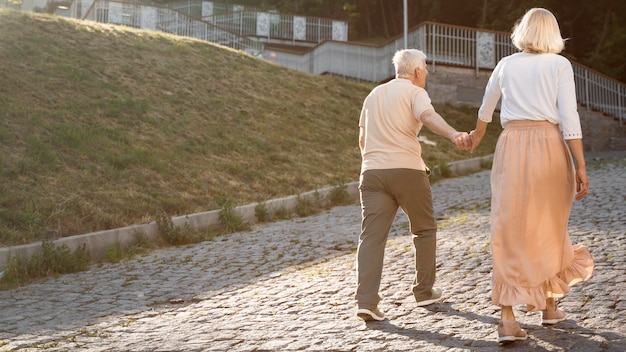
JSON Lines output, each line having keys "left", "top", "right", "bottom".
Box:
{"left": 490, "top": 120, "right": 594, "bottom": 312}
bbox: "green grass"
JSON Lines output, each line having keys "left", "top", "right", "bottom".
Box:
{"left": 0, "top": 9, "right": 500, "bottom": 248}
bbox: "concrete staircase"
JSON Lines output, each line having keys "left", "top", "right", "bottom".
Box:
{"left": 579, "top": 109, "right": 626, "bottom": 152}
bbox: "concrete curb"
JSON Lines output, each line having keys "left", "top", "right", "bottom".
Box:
{"left": 0, "top": 155, "right": 493, "bottom": 270}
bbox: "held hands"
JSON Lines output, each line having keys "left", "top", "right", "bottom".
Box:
{"left": 450, "top": 132, "right": 472, "bottom": 151}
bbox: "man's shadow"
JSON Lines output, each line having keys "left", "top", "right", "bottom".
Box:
{"left": 362, "top": 303, "right": 499, "bottom": 350}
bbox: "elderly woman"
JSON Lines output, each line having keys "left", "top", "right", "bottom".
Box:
{"left": 469, "top": 8, "right": 594, "bottom": 343}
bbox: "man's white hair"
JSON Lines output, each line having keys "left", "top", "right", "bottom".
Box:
{"left": 392, "top": 49, "right": 427, "bottom": 77}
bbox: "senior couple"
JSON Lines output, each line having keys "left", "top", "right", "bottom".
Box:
{"left": 354, "top": 8, "right": 594, "bottom": 343}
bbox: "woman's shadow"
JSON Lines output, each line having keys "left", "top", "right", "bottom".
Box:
{"left": 363, "top": 302, "right": 626, "bottom": 351}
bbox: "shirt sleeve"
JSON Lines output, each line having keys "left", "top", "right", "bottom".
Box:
{"left": 412, "top": 89, "right": 435, "bottom": 122}
{"left": 557, "top": 59, "right": 583, "bottom": 140}
{"left": 478, "top": 60, "right": 503, "bottom": 123}
{"left": 358, "top": 98, "right": 367, "bottom": 127}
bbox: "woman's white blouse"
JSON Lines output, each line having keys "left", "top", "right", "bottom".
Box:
{"left": 478, "top": 52, "right": 582, "bottom": 140}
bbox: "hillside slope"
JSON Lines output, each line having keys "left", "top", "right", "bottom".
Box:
{"left": 0, "top": 9, "right": 494, "bottom": 246}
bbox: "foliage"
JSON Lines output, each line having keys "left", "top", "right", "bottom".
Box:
{"left": 327, "top": 181, "right": 354, "bottom": 207}
{"left": 295, "top": 193, "right": 322, "bottom": 217}
{"left": 155, "top": 213, "right": 207, "bottom": 246}
{"left": 0, "top": 240, "right": 90, "bottom": 289}
{"left": 254, "top": 202, "right": 271, "bottom": 222}
{"left": 217, "top": 195, "right": 251, "bottom": 233}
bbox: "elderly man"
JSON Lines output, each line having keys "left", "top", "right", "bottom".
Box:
{"left": 356, "top": 49, "right": 471, "bottom": 321}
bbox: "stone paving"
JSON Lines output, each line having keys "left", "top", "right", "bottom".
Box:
{"left": 0, "top": 151, "right": 624, "bottom": 352}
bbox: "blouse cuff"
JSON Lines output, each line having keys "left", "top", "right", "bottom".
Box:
{"left": 478, "top": 115, "right": 492, "bottom": 123}
{"left": 563, "top": 132, "right": 582, "bottom": 140}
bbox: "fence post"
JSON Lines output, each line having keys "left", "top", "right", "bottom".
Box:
{"left": 475, "top": 31, "right": 479, "bottom": 78}
{"left": 585, "top": 70, "right": 590, "bottom": 112}
{"left": 431, "top": 23, "right": 436, "bottom": 72}
{"left": 617, "top": 84, "right": 626, "bottom": 127}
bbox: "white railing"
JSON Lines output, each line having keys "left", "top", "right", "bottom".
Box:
{"left": 79, "top": 0, "right": 263, "bottom": 55}
{"left": 264, "top": 21, "right": 625, "bottom": 125}
{"left": 574, "top": 64, "right": 625, "bottom": 124}
{"left": 203, "top": 10, "right": 348, "bottom": 44}
{"left": 167, "top": 0, "right": 255, "bottom": 18}
{"left": 162, "top": 0, "right": 348, "bottom": 44}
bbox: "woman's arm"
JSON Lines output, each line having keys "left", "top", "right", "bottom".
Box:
{"left": 469, "top": 119, "right": 489, "bottom": 153}
{"left": 566, "top": 138, "right": 589, "bottom": 200}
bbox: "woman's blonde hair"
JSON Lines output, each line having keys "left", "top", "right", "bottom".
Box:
{"left": 511, "top": 8, "right": 564, "bottom": 54}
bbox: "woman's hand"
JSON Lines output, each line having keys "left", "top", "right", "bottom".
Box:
{"left": 575, "top": 167, "right": 589, "bottom": 200}
{"left": 566, "top": 139, "right": 588, "bottom": 201}
{"left": 469, "top": 129, "right": 485, "bottom": 153}
{"left": 469, "top": 119, "right": 489, "bottom": 153}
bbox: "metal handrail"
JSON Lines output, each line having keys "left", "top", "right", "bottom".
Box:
{"left": 161, "top": 0, "right": 348, "bottom": 44}
{"left": 203, "top": 10, "right": 347, "bottom": 44}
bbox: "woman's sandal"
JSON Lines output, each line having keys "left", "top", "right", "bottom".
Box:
{"left": 498, "top": 319, "right": 528, "bottom": 343}
{"left": 542, "top": 307, "right": 566, "bottom": 325}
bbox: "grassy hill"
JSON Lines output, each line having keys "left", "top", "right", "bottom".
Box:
{"left": 0, "top": 9, "right": 498, "bottom": 247}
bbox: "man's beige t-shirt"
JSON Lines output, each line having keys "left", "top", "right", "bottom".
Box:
{"left": 359, "top": 78, "right": 435, "bottom": 174}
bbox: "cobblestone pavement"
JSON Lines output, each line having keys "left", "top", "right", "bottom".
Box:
{"left": 0, "top": 152, "right": 624, "bottom": 352}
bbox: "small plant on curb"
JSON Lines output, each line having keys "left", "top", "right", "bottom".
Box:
{"left": 437, "top": 161, "right": 452, "bottom": 178}
{"left": 254, "top": 202, "right": 271, "bottom": 223}
{"left": 272, "top": 206, "right": 291, "bottom": 220}
{"left": 217, "top": 196, "right": 250, "bottom": 233}
{"left": 105, "top": 240, "right": 122, "bottom": 263}
{"left": 295, "top": 194, "right": 321, "bottom": 217}
{"left": 328, "top": 178, "right": 353, "bottom": 206}
{"left": 428, "top": 161, "right": 452, "bottom": 183}
{"left": 103, "top": 231, "right": 160, "bottom": 264}
{"left": 0, "top": 240, "right": 91, "bottom": 290}
{"left": 155, "top": 213, "right": 205, "bottom": 246}
{"left": 480, "top": 158, "right": 493, "bottom": 170}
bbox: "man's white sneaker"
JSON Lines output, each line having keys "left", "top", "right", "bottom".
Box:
{"left": 356, "top": 307, "right": 385, "bottom": 321}
{"left": 415, "top": 288, "right": 443, "bottom": 307}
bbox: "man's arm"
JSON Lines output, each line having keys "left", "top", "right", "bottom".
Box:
{"left": 359, "top": 126, "right": 365, "bottom": 152}
{"left": 420, "top": 110, "right": 471, "bottom": 150}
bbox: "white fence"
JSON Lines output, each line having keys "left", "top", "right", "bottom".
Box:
{"left": 264, "top": 22, "right": 625, "bottom": 125}
{"left": 73, "top": 0, "right": 263, "bottom": 55}
{"left": 203, "top": 11, "right": 347, "bottom": 44}
{"left": 163, "top": 0, "right": 348, "bottom": 44}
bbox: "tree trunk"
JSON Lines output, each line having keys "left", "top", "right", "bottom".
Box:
{"left": 380, "top": 0, "right": 390, "bottom": 38}
{"left": 594, "top": 0, "right": 615, "bottom": 55}
{"left": 479, "top": 0, "right": 488, "bottom": 27}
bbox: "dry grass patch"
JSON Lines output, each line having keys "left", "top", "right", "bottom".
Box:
{"left": 0, "top": 9, "right": 499, "bottom": 248}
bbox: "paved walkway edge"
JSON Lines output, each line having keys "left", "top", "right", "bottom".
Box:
{"left": 0, "top": 154, "right": 493, "bottom": 270}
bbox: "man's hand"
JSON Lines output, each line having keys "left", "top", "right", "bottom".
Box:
{"left": 450, "top": 132, "right": 472, "bottom": 151}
